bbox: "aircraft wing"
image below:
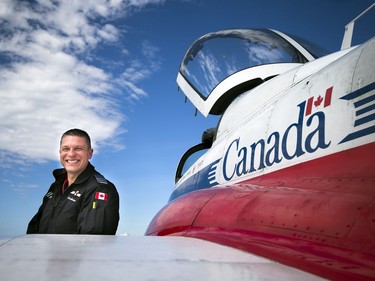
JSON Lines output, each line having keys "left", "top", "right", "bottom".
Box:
{"left": 0, "top": 234, "right": 324, "bottom": 280}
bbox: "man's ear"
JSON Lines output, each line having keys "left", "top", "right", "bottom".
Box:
{"left": 89, "top": 149, "right": 94, "bottom": 159}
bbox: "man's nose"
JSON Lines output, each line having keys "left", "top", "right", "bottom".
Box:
{"left": 67, "top": 148, "right": 76, "bottom": 155}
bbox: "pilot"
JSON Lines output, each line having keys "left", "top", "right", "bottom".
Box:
{"left": 27, "top": 128, "right": 119, "bottom": 235}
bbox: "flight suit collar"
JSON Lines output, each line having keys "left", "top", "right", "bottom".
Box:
{"left": 53, "top": 162, "right": 95, "bottom": 185}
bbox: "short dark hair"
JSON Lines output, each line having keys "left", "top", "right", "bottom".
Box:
{"left": 60, "top": 128, "right": 92, "bottom": 149}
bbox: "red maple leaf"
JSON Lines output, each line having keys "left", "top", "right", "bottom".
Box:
{"left": 314, "top": 95, "right": 323, "bottom": 107}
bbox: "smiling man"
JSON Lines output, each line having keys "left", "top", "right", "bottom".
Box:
{"left": 27, "top": 128, "right": 120, "bottom": 235}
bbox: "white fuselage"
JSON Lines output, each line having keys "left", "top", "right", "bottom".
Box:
{"left": 176, "top": 37, "right": 375, "bottom": 190}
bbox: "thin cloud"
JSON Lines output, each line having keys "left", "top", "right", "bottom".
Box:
{"left": 0, "top": 0, "right": 164, "bottom": 166}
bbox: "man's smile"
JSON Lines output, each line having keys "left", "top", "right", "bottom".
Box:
{"left": 66, "top": 160, "right": 79, "bottom": 164}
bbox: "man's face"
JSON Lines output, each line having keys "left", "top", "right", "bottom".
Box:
{"left": 59, "top": 135, "right": 93, "bottom": 176}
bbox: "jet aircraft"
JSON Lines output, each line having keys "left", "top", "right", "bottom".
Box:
{"left": 145, "top": 4, "right": 375, "bottom": 281}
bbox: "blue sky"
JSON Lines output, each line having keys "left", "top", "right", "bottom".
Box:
{"left": 0, "top": 0, "right": 374, "bottom": 236}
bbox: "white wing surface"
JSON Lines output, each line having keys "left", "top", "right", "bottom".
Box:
{"left": 0, "top": 235, "right": 324, "bottom": 281}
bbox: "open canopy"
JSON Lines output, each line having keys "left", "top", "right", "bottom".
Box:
{"left": 177, "top": 28, "right": 327, "bottom": 116}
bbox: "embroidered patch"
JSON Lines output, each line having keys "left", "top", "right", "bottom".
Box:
{"left": 70, "top": 190, "right": 81, "bottom": 197}
{"left": 67, "top": 197, "right": 76, "bottom": 202}
{"left": 95, "top": 192, "right": 108, "bottom": 201}
{"left": 45, "top": 192, "right": 53, "bottom": 199}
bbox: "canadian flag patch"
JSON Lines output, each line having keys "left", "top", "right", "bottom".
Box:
{"left": 95, "top": 192, "right": 108, "bottom": 201}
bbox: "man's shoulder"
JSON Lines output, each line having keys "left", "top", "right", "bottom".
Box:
{"left": 91, "top": 171, "right": 117, "bottom": 192}
{"left": 93, "top": 173, "right": 109, "bottom": 185}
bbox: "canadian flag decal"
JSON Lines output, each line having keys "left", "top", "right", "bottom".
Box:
{"left": 95, "top": 192, "right": 108, "bottom": 201}
{"left": 305, "top": 86, "right": 333, "bottom": 116}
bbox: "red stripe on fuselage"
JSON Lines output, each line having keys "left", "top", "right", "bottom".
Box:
{"left": 240, "top": 141, "right": 375, "bottom": 195}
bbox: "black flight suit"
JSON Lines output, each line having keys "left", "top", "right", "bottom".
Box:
{"left": 27, "top": 163, "right": 119, "bottom": 235}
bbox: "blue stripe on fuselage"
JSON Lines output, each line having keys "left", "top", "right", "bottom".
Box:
{"left": 169, "top": 159, "right": 221, "bottom": 202}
